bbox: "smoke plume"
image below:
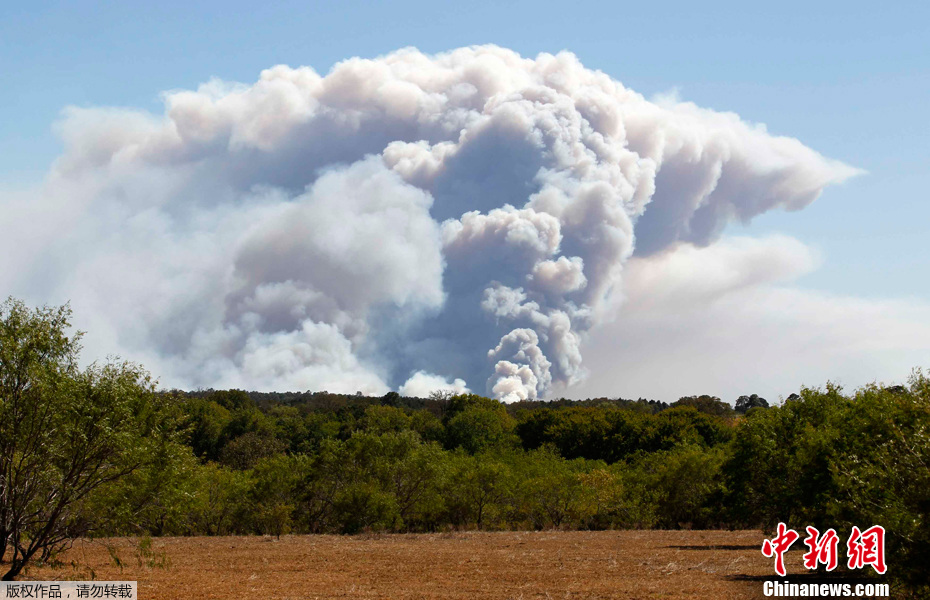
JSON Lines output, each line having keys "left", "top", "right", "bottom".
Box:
{"left": 0, "top": 46, "right": 859, "bottom": 400}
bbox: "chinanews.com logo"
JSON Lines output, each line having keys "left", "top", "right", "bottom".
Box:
{"left": 761, "top": 523, "right": 890, "bottom": 597}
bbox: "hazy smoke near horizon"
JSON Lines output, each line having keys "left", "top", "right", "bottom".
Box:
{"left": 0, "top": 46, "right": 859, "bottom": 401}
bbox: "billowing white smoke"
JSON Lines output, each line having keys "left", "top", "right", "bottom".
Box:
{"left": 0, "top": 45, "right": 859, "bottom": 401}
{"left": 399, "top": 371, "right": 470, "bottom": 398}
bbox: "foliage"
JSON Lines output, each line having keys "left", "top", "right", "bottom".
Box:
{"left": 575, "top": 466, "right": 657, "bottom": 529}
{"left": 673, "top": 395, "right": 735, "bottom": 418}
{"left": 515, "top": 405, "right": 731, "bottom": 463}
{"left": 219, "top": 431, "right": 287, "bottom": 470}
{"left": 0, "top": 298, "right": 178, "bottom": 580}
{"left": 830, "top": 374, "right": 930, "bottom": 595}
{"left": 722, "top": 384, "right": 848, "bottom": 530}
{"left": 734, "top": 394, "right": 769, "bottom": 414}
{"left": 86, "top": 441, "right": 200, "bottom": 537}
{"left": 442, "top": 451, "right": 514, "bottom": 529}
{"left": 185, "top": 463, "right": 252, "bottom": 536}
{"left": 721, "top": 380, "right": 930, "bottom": 594}
{"left": 630, "top": 445, "right": 725, "bottom": 528}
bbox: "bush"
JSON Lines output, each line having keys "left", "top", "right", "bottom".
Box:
{"left": 0, "top": 298, "right": 180, "bottom": 579}
{"left": 831, "top": 373, "right": 930, "bottom": 595}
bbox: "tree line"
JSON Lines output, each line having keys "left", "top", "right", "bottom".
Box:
{"left": 1, "top": 298, "right": 928, "bottom": 596}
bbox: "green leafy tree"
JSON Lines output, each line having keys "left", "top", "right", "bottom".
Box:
{"left": 723, "top": 384, "right": 848, "bottom": 530}
{"left": 329, "top": 481, "right": 399, "bottom": 534}
{"left": 512, "top": 448, "right": 585, "bottom": 529}
{"left": 443, "top": 452, "right": 514, "bottom": 529}
{"left": 218, "top": 431, "right": 287, "bottom": 470}
{"left": 444, "top": 395, "right": 517, "bottom": 454}
{"left": 832, "top": 374, "right": 930, "bottom": 595}
{"left": 291, "top": 432, "right": 442, "bottom": 533}
{"left": 356, "top": 432, "right": 445, "bottom": 529}
{"left": 630, "top": 444, "right": 725, "bottom": 528}
{"left": 87, "top": 440, "right": 200, "bottom": 536}
{"left": 186, "top": 462, "right": 252, "bottom": 535}
{"left": 250, "top": 454, "right": 305, "bottom": 538}
{"left": 641, "top": 406, "right": 733, "bottom": 452}
{"left": 517, "top": 406, "right": 618, "bottom": 460}
{"left": 267, "top": 405, "right": 337, "bottom": 454}
{"left": 0, "top": 298, "right": 178, "bottom": 579}
{"left": 184, "top": 398, "right": 231, "bottom": 461}
{"left": 673, "top": 395, "right": 735, "bottom": 418}
{"left": 206, "top": 389, "right": 254, "bottom": 411}
{"left": 409, "top": 410, "right": 445, "bottom": 444}
{"left": 359, "top": 405, "right": 413, "bottom": 435}
{"left": 734, "top": 394, "right": 769, "bottom": 414}
{"left": 575, "top": 466, "right": 657, "bottom": 529}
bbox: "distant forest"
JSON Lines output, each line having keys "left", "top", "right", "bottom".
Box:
{"left": 96, "top": 382, "right": 925, "bottom": 594}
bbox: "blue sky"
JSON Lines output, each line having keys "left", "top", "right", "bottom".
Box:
{"left": 1, "top": 0, "right": 928, "bottom": 400}
{"left": 2, "top": 0, "right": 927, "bottom": 299}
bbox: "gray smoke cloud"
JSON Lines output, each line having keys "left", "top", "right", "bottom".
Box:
{"left": 0, "top": 46, "right": 860, "bottom": 400}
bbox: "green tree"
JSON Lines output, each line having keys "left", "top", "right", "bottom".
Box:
{"left": 516, "top": 406, "right": 617, "bottom": 460}
{"left": 186, "top": 462, "right": 252, "bottom": 535}
{"left": 673, "top": 395, "right": 735, "bottom": 418}
{"left": 444, "top": 395, "right": 517, "bottom": 454}
{"left": 443, "top": 452, "right": 514, "bottom": 529}
{"left": 409, "top": 410, "right": 445, "bottom": 444}
{"left": 575, "top": 466, "right": 657, "bottom": 529}
{"left": 267, "top": 405, "right": 338, "bottom": 454}
{"left": 630, "top": 444, "right": 725, "bottom": 528}
{"left": 512, "top": 448, "right": 584, "bottom": 529}
{"left": 299, "top": 432, "right": 445, "bottom": 533}
{"left": 359, "top": 405, "right": 413, "bottom": 435}
{"left": 184, "top": 398, "right": 231, "bottom": 460}
{"left": 0, "top": 298, "right": 178, "bottom": 579}
{"left": 352, "top": 432, "right": 445, "bottom": 529}
{"left": 723, "top": 384, "right": 848, "bottom": 530}
{"left": 87, "top": 440, "right": 200, "bottom": 537}
{"left": 734, "top": 394, "right": 769, "bottom": 414}
{"left": 218, "top": 431, "right": 286, "bottom": 470}
{"left": 329, "top": 481, "right": 398, "bottom": 534}
{"left": 250, "top": 454, "right": 304, "bottom": 538}
{"left": 206, "top": 389, "right": 254, "bottom": 411}
{"left": 832, "top": 374, "right": 930, "bottom": 595}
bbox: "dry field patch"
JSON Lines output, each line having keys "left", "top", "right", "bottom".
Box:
{"left": 24, "top": 530, "right": 783, "bottom": 599}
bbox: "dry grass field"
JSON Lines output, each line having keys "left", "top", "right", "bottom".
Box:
{"left": 24, "top": 530, "right": 787, "bottom": 599}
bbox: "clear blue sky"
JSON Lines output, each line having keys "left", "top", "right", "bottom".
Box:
{"left": 2, "top": 0, "right": 928, "bottom": 302}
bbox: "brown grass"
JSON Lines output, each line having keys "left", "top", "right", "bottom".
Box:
{"left": 23, "top": 530, "right": 781, "bottom": 599}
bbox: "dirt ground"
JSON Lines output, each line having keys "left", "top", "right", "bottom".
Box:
{"left": 23, "top": 530, "right": 790, "bottom": 599}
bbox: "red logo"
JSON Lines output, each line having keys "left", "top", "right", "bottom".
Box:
{"left": 762, "top": 523, "right": 887, "bottom": 576}
{"left": 802, "top": 526, "right": 839, "bottom": 571}
{"left": 762, "top": 522, "right": 799, "bottom": 577}
{"left": 847, "top": 525, "right": 887, "bottom": 574}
